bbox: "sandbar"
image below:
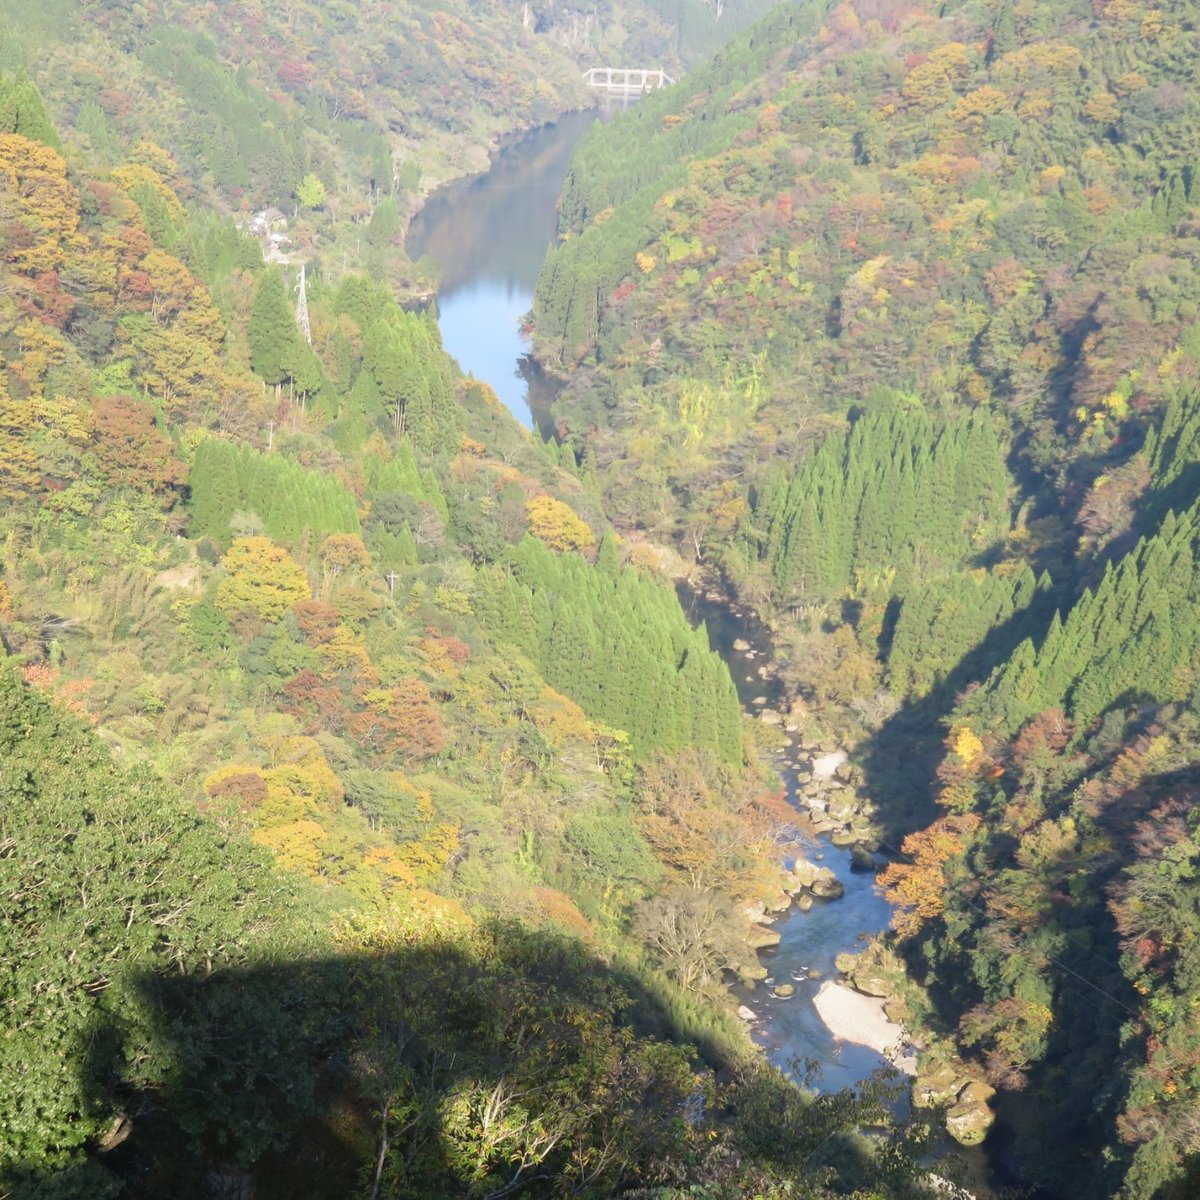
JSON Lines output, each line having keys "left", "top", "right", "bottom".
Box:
{"left": 812, "top": 980, "right": 917, "bottom": 1075}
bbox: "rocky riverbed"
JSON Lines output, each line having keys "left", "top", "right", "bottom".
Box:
{"left": 681, "top": 580, "right": 998, "bottom": 1161}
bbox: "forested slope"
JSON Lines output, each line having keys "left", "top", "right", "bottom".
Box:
{"left": 530, "top": 0, "right": 1200, "bottom": 1194}
{"left": 534, "top": 0, "right": 1200, "bottom": 535}
{"left": 0, "top": 69, "right": 945, "bottom": 1198}
{"left": 3, "top": 0, "right": 578, "bottom": 245}
{"left": 0, "top": 0, "right": 780, "bottom": 291}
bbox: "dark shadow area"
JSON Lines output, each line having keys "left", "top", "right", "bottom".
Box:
{"left": 6, "top": 919, "right": 923, "bottom": 1200}
{"left": 858, "top": 580, "right": 1063, "bottom": 841}
{"left": 6, "top": 923, "right": 702, "bottom": 1199}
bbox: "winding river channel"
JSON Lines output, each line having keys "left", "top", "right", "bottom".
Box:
{"left": 407, "top": 108, "right": 901, "bottom": 1088}
{"left": 407, "top": 111, "right": 1004, "bottom": 1194}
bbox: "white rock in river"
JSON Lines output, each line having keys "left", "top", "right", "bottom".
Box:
{"left": 812, "top": 982, "right": 917, "bottom": 1074}
{"left": 737, "top": 1005, "right": 757, "bottom": 1021}
{"left": 811, "top": 750, "right": 848, "bottom": 779}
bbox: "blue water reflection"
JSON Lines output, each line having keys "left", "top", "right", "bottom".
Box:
{"left": 406, "top": 109, "right": 602, "bottom": 428}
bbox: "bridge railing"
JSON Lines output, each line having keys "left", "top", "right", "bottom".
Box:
{"left": 582, "top": 67, "right": 675, "bottom": 93}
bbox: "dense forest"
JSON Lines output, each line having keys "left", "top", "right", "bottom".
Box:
{"left": 526, "top": 0, "right": 1200, "bottom": 1195}
{"left": 7, "top": 0, "right": 1200, "bottom": 1193}
{"left": 0, "top": 15, "right": 947, "bottom": 1199}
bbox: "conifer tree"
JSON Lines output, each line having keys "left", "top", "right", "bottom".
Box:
{"left": 249, "top": 268, "right": 302, "bottom": 390}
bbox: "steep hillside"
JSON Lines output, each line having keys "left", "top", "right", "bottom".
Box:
{"left": 534, "top": 0, "right": 1200, "bottom": 536}
{"left": 0, "top": 74, "right": 946, "bottom": 1197}
{"left": 529, "top": 0, "right": 1200, "bottom": 1194}
{"left": 0, "top": 0, "right": 781, "bottom": 300}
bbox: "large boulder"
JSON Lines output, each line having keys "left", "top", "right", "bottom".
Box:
{"left": 913, "top": 1062, "right": 964, "bottom": 1108}
{"left": 850, "top": 844, "right": 877, "bottom": 873}
{"left": 956, "top": 1080, "right": 997, "bottom": 1106}
{"left": 811, "top": 749, "right": 848, "bottom": 779}
{"left": 945, "top": 1098, "right": 995, "bottom": 1146}
{"left": 747, "top": 923, "right": 782, "bottom": 949}
{"left": 789, "top": 859, "right": 820, "bottom": 889}
{"left": 835, "top": 949, "right": 890, "bottom": 997}
{"left": 810, "top": 871, "right": 845, "bottom": 900}
{"left": 826, "top": 790, "right": 862, "bottom": 823}
{"left": 851, "top": 972, "right": 891, "bottom": 998}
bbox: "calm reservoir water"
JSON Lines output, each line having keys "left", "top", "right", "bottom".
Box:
{"left": 406, "top": 109, "right": 601, "bottom": 432}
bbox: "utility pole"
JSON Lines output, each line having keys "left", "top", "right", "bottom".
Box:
{"left": 267, "top": 417, "right": 275, "bottom": 451}
{"left": 295, "top": 263, "right": 311, "bottom": 345}
{"left": 385, "top": 572, "right": 398, "bottom": 600}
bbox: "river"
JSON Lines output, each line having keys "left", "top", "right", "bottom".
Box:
{"left": 676, "top": 585, "right": 902, "bottom": 1092}
{"left": 407, "top": 106, "right": 1002, "bottom": 1194}
{"left": 408, "top": 109, "right": 902, "bottom": 1094}
{"left": 406, "top": 109, "right": 603, "bottom": 434}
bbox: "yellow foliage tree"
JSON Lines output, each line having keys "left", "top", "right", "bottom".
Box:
{"left": 253, "top": 819, "right": 326, "bottom": 876}
{"left": 525, "top": 495, "right": 594, "bottom": 553}
{"left": 0, "top": 363, "right": 90, "bottom": 503}
{"left": 952, "top": 725, "right": 985, "bottom": 767}
{"left": 216, "top": 537, "right": 310, "bottom": 622}
{"left": 0, "top": 133, "right": 82, "bottom": 275}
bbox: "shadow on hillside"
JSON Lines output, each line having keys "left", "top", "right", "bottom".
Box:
{"left": 6, "top": 921, "right": 777, "bottom": 1200}
{"left": 888, "top": 761, "right": 1200, "bottom": 1199}
{"left": 858, "top": 585, "right": 1062, "bottom": 843}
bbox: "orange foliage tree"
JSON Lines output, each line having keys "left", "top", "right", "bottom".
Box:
{"left": 89, "top": 395, "right": 186, "bottom": 499}
{"left": 353, "top": 680, "right": 448, "bottom": 761}
{"left": 877, "top": 813, "right": 981, "bottom": 938}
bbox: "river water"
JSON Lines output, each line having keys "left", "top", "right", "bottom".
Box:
{"left": 406, "top": 109, "right": 602, "bottom": 434}
{"left": 676, "top": 585, "right": 901, "bottom": 1092}
{"left": 408, "top": 103, "right": 900, "bottom": 1092}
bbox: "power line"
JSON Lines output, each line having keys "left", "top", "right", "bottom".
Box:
{"left": 870, "top": 831, "right": 1143, "bottom": 1019}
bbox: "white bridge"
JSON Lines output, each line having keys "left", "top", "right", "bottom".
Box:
{"left": 582, "top": 67, "right": 675, "bottom": 94}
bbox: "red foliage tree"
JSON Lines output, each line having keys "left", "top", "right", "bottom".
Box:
{"left": 89, "top": 395, "right": 186, "bottom": 498}
{"left": 293, "top": 599, "right": 342, "bottom": 646}
{"left": 282, "top": 668, "right": 347, "bottom": 735}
